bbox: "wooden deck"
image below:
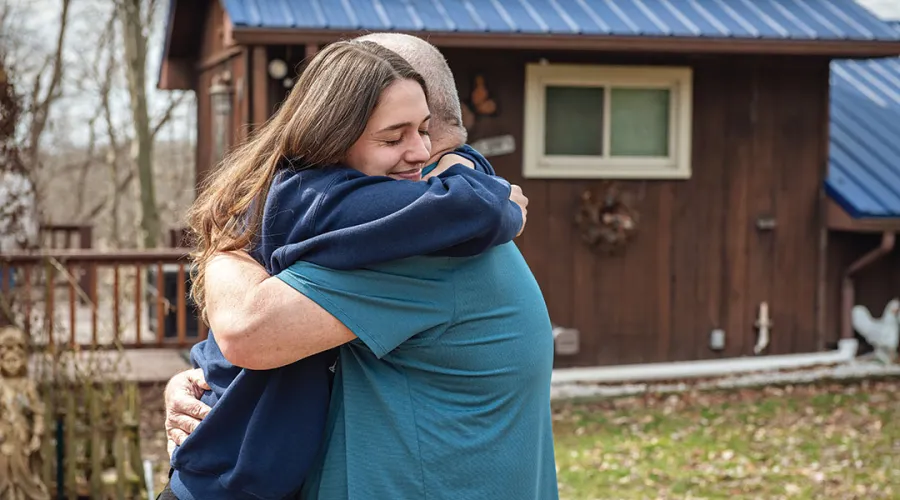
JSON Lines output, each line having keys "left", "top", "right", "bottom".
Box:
{"left": 2, "top": 249, "right": 206, "bottom": 350}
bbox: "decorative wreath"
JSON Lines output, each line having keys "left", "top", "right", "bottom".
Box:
{"left": 574, "top": 183, "right": 641, "bottom": 255}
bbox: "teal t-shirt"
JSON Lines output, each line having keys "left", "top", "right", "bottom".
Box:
{"left": 276, "top": 243, "right": 559, "bottom": 500}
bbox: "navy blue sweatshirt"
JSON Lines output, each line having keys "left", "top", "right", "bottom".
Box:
{"left": 170, "top": 146, "right": 515, "bottom": 500}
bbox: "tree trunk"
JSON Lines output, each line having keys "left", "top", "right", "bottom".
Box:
{"left": 119, "top": 0, "right": 159, "bottom": 248}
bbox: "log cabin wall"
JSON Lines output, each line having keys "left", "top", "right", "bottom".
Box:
{"left": 442, "top": 49, "right": 831, "bottom": 367}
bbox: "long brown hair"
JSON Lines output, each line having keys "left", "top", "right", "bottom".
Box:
{"left": 186, "top": 40, "right": 428, "bottom": 320}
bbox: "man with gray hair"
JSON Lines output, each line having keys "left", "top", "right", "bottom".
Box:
{"left": 163, "top": 33, "right": 558, "bottom": 500}
{"left": 358, "top": 33, "right": 468, "bottom": 148}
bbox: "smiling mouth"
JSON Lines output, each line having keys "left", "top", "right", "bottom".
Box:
{"left": 390, "top": 168, "right": 422, "bottom": 180}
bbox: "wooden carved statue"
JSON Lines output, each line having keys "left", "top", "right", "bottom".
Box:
{"left": 574, "top": 183, "right": 640, "bottom": 255}
{"left": 0, "top": 326, "right": 49, "bottom": 500}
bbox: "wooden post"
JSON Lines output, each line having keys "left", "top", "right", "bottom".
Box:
{"left": 79, "top": 226, "right": 96, "bottom": 305}
{"left": 64, "top": 388, "right": 77, "bottom": 499}
{"left": 88, "top": 383, "right": 103, "bottom": 495}
{"left": 251, "top": 45, "right": 269, "bottom": 129}
{"left": 126, "top": 383, "right": 143, "bottom": 495}
{"left": 41, "top": 386, "right": 55, "bottom": 495}
{"left": 113, "top": 384, "right": 127, "bottom": 500}
{"left": 305, "top": 43, "right": 318, "bottom": 61}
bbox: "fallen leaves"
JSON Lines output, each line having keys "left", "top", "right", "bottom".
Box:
{"left": 554, "top": 378, "right": 900, "bottom": 499}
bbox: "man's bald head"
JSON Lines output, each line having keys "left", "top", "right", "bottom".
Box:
{"left": 356, "top": 32, "right": 467, "bottom": 149}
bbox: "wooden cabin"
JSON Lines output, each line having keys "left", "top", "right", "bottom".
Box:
{"left": 159, "top": 0, "right": 900, "bottom": 368}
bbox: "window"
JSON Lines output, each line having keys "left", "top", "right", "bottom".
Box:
{"left": 523, "top": 64, "right": 693, "bottom": 179}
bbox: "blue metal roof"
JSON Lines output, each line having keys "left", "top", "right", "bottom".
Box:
{"left": 827, "top": 50, "right": 900, "bottom": 218}
{"left": 221, "top": 0, "right": 900, "bottom": 41}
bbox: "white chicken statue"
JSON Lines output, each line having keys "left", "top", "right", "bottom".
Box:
{"left": 851, "top": 298, "right": 900, "bottom": 364}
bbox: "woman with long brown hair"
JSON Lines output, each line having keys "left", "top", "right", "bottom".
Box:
{"left": 161, "top": 40, "right": 524, "bottom": 500}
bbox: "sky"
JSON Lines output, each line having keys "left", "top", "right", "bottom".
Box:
{"left": 859, "top": 0, "right": 900, "bottom": 19}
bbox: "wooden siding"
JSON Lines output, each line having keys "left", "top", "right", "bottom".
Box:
{"left": 443, "top": 49, "right": 830, "bottom": 367}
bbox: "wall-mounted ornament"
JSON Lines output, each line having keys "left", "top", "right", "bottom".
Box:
{"left": 461, "top": 74, "right": 497, "bottom": 132}
{"left": 469, "top": 134, "right": 515, "bottom": 158}
{"left": 574, "top": 183, "right": 641, "bottom": 255}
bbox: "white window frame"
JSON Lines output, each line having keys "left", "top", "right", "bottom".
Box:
{"left": 523, "top": 63, "right": 693, "bottom": 179}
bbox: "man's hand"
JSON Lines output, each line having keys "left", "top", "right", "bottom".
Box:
{"left": 165, "top": 368, "right": 211, "bottom": 458}
{"left": 509, "top": 184, "right": 528, "bottom": 236}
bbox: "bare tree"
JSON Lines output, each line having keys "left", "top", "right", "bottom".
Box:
{"left": 2, "top": 0, "right": 194, "bottom": 250}
{"left": 117, "top": 0, "right": 186, "bottom": 248}
{"left": 0, "top": 57, "right": 39, "bottom": 254}
{"left": 118, "top": 0, "right": 159, "bottom": 248}
{"left": 23, "top": 0, "right": 71, "bottom": 173}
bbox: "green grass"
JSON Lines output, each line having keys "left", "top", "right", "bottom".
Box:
{"left": 553, "top": 379, "right": 900, "bottom": 499}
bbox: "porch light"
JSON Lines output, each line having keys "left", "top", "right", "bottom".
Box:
{"left": 209, "top": 72, "right": 233, "bottom": 117}
{"left": 268, "top": 58, "right": 288, "bottom": 80}
{"left": 209, "top": 71, "right": 233, "bottom": 163}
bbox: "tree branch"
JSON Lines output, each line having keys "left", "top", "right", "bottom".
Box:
{"left": 146, "top": 0, "right": 159, "bottom": 36}
{"left": 151, "top": 93, "right": 187, "bottom": 139}
{"left": 24, "top": 0, "right": 71, "bottom": 164}
{"left": 84, "top": 168, "right": 136, "bottom": 220}
{"left": 100, "top": 28, "right": 120, "bottom": 153}
{"left": 74, "top": 115, "right": 100, "bottom": 214}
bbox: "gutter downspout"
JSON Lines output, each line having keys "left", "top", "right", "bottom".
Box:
{"left": 841, "top": 232, "right": 895, "bottom": 340}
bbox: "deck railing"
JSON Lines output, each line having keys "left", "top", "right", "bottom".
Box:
{"left": 39, "top": 224, "right": 93, "bottom": 251}
{"left": 1, "top": 249, "right": 207, "bottom": 349}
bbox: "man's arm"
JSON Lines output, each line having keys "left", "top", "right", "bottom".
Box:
{"left": 206, "top": 251, "right": 356, "bottom": 370}
{"left": 209, "top": 251, "right": 453, "bottom": 370}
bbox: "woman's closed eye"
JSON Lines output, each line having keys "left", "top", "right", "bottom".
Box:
{"left": 383, "top": 129, "right": 428, "bottom": 146}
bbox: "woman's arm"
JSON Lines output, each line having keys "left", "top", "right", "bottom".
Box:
{"left": 206, "top": 251, "right": 356, "bottom": 370}
{"left": 265, "top": 165, "right": 525, "bottom": 273}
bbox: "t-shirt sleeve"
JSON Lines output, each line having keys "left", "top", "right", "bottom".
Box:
{"left": 275, "top": 260, "right": 454, "bottom": 358}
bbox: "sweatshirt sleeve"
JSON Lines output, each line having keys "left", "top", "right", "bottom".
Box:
{"left": 269, "top": 164, "right": 522, "bottom": 272}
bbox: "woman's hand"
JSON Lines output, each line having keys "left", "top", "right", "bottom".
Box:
{"left": 165, "top": 368, "right": 212, "bottom": 457}
{"left": 424, "top": 153, "right": 476, "bottom": 179}
{"left": 509, "top": 184, "right": 528, "bottom": 236}
{"left": 426, "top": 153, "right": 526, "bottom": 236}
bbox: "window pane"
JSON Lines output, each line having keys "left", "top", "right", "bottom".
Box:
{"left": 610, "top": 88, "right": 670, "bottom": 157}
{"left": 544, "top": 86, "right": 604, "bottom": 156}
